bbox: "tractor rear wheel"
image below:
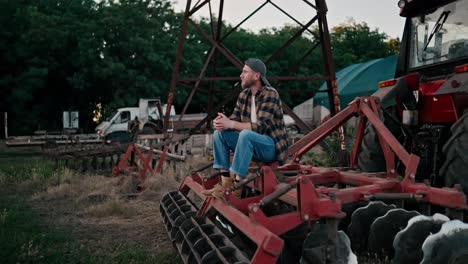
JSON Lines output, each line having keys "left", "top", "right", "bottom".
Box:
{"left": 358, "top": 119, "right": 386, "bottom": 172}
{"left": 357, "top": 108, "right": 401, "bottom": 172}
{"left": 440, "top": 110, "right": 468, "bottom": 195}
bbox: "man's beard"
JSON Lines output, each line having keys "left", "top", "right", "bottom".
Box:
{"left": 241, "top": 79, "right": 254, "bottom": 88}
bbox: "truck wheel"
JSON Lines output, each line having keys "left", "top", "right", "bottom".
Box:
{"left": 141, "top": 126, "right": 157, "bottom": 134}
{"left": 440, "top": 110, "right": 468, "bottom": 195}
{"left": 357, "top": 108, "right": 401, "bottom": 172}
{"left": 105, "top": 131, "right": 132, "bottom": 144}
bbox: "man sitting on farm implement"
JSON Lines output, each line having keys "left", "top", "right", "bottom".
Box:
{"left": 201, "top": 58, "right": 289, "bottom": 199}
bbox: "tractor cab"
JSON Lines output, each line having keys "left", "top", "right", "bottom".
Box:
{"left": 397, "top": 0, "right": 468, "bottom": 77}
{"left": 381, "top": 0, "right": 468, "bottom": 125}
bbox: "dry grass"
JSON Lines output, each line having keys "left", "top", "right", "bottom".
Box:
{"left": 22, "top": 156, "right": 214, "bottom": 258}
{"left": 0, "top": 144, "right": 215, "bottom": 262}
{"left": 140, "top": 155, "right": 213, "bottom": 200}
{"left": 84, "top": 198, "right": 137, "bottom": 218}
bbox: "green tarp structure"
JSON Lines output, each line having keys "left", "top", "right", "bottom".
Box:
{"left": 314, "top": 55, "right": 398, "bottom": 108}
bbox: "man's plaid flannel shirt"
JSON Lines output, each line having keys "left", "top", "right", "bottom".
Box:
{"left": 230, "top": 86, "right": 289, "bottom": 164}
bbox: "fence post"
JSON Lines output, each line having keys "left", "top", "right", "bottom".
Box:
{"left": 3, "top": 112, "right": 7, "bottom": 139}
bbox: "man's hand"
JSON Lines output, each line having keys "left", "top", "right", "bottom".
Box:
{"left": 213, "top": 112, "right": 233, "bottom": 131}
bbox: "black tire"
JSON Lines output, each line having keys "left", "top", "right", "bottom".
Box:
{"left": 420, "top": 220, "right": 468, "bottom": 264}
{"left": 133, "top": 125, "right": 161, "bottom": 143}
{"left": 358, "top": 120, "right": 386, "bottom": 172}
{"left": 105, "top": 131, "right": 132, "bottom": 144}
{"left": 357, "top": 108, "right": 401, "bottom": 172}
{"left": 141, "top": 126, "right": 158, "bottom": 134}
{"left": 440, "top": 110, "right": 468, "bottom": 195}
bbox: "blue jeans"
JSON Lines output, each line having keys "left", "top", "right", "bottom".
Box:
{"left": 213, "top": 130, "right": 276, "bottom": 178}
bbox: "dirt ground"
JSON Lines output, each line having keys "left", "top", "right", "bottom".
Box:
{"left": 28, "top": 173, "right": 176, "bottom": 256}
{"left": 0, "top": 140, "right": 214, "bottom": 262}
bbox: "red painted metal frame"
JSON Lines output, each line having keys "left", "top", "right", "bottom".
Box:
{"left": 178, "top": 158, "right": 467, "bottom": 251}
{"left": 112, "top": 144, "right": 155, "bottom": 180}
{"left": 287, "top": 97, "right": 415, "bottom": 178}
{"left": 173, "top": 96, "right": 467, "bottom": 263}
{"left": 178, "top": 175, "right": 284, "bottom": 264}
{"left": 164, "top": 94, "right": 468, "bottom": 263}
{"left": 155, "top": 147, "right": 167, "bottom": 173}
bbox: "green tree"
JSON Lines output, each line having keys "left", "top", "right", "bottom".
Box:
{"left": 0, "top": 0, "right": 178, "bottom": 134}
{"left": 331, "top": 20, "right": 399, "bottom": 70}
{"left": 0, "top": 1, "right": 400, "bottom": 134}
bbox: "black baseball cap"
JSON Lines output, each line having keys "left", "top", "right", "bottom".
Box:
{"left": 244, "top": 58, "right": 271, "bottom": 86}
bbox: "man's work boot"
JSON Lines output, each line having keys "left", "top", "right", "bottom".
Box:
{"left": 212, "top": 178, "right": 242, "bottom": 199}
{"left": 230, "top": 187, "right": 243, "bottom": 199}
{"left": 201, "top": 176, "right": 232, "bottom": 197}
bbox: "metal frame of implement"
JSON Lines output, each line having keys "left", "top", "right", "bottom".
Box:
{"left": 161, "top": 96, "right": 467, "bottom": 263}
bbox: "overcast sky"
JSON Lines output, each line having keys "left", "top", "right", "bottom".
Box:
{"left": 172, "top": 0, "right": 406, "bottom": 39}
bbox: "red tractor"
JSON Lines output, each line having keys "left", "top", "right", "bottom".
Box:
{"left": 159, "top": 0, "right": 468, "bottom": 263}
{"left": 359, "top": 0, "right": 468, "bottom": 192}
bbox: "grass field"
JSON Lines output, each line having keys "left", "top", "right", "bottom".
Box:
{"left": 0, "top": 141, "right": 182, "bottom": 263}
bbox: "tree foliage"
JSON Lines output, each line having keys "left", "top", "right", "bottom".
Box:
{"left": 331, "top": 20, "right": 400, "bottom": 69}
{"left": 0, "top": 1, "right": 399, "bottom": 135}
{"left": 1, "top": 0, "right": 178, "bottom": 134}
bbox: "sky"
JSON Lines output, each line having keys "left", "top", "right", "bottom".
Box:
{"left": 172, "top": 0, "right": 406, "bottom": 39}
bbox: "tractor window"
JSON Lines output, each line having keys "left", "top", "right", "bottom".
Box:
{"left": 409, "top": 1, "right": 468, "bottom": 69}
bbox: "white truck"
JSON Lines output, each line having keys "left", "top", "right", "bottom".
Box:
{"left": 95, "top": 99, "right": 207, "bottom": 143}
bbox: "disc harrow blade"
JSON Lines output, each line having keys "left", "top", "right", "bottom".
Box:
{"left": 347, "top": 201, "right": 396, "bottom": 252}
{"left": 421, "top": 220, "right": 468, "bottom": 264}
{"left": 368, "top": 208, "right": 420, "bottom": 258}
{"left": 393, "top": 213, "right": 449, "bottom": 264}
{"left": 301, "top": 224, "right": 357, "bottom": 264}
{"left": 176, "top": 216, "right": 249, "bottom": 264}
{"left": 160, "top": 191, "right": 198, "bottom": 241}
{"left": 159, "top": 191, "right": 249, "bottom": 264}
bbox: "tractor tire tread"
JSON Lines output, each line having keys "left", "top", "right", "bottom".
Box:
{"left": 440, "top": 110, "right": 468, "bottom": 194}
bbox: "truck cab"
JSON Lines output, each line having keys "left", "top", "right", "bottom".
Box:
{"left": 95, "top": 99, "right": 175, "bottom": 143}
{"left": 95, "top": 107, "right": 138, "bottom": 143}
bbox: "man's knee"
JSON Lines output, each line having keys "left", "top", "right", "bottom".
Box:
{"left": 238, "top": 130, "right": 257, "bottom": 142}
{"left": 239, "top": 129, "right": 256, "bottom": 138}
{"left": 214, "top": 130, "right": 234, "bottom": 144}
{"left": 214, "top": 130, "right": 222, "bottom": 140}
